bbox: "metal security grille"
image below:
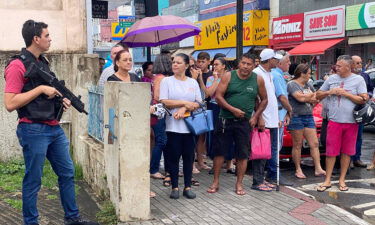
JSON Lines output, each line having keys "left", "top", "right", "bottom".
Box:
{"left": 88, "top": 86, "right": 104, "bottom": 143}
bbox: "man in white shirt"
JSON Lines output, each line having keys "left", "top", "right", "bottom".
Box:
{"left": 251, "top": 49, "right": 281, "bottom": 191}
{"left": 97, "top": 44, "right": 124, "bottom": 87}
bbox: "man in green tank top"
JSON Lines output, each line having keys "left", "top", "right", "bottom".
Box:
{"left": 207, "top": 53, "right": 268, "bottom": 195}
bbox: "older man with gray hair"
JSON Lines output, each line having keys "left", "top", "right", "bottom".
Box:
{"left": 268, "top": 50, "right": 293, "bottom": 186}
{"left": 316, "top": 55, "right": 368, "bottom": 192}
{"left": 350, "top": 55, "right": 374, "bottom": 168}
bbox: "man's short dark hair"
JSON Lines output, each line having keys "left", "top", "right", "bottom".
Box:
{"left": 22, "top": 20, "right": 48, "bottom": 47}
{"left": 197, "top": 52, "right": 210, "bottom": 61}
{"left": 240, "top": 52, "right": 256, "bottom": 63}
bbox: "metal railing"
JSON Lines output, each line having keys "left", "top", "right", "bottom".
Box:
{"left": 88, "top": 86, "right": 104, "bottom": 143}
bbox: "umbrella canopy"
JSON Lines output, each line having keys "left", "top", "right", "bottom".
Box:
{"left": 121, "top": 15, "right": 201, "bottom": 47}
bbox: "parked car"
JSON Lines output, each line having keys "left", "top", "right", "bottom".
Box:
{"left": 365, "top": 68, "right": 375, "bottom": 89}
{"left": 280, "top": 103, "right": 326, "bottom": 160}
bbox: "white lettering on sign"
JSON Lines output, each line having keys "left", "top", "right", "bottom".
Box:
{"left": 273, "top": 19, "right": 302, "bottom": 35}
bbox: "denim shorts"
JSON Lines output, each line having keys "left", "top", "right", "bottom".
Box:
{"left": 287, "top": 115, "right": 316, "bottom": 130}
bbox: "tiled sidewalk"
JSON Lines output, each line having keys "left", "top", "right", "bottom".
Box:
{"left": 132, "top": 170, "right": 371, "bottom": 225}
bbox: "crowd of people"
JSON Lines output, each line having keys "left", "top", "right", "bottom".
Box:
{"left": 97, "top": 43, "right": 375, "bottom": 199}
{"left": 5, "top": 18, "right": 375, "bottom": 225}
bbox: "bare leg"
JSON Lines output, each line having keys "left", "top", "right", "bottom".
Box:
{"left": 339, "top": 154, "right": 351, "bottom": 188}
{"left": 235, "top": 159, "right": 248, "bottom": 193}
{"left": 196, "top": 134, "right": 210, "bottom": 169}
{"left": 209, "top": 156, "right": 225, "bottom": 189}
{"left": 226, "top": 159, "right": 233, "bottom": 170}
{"left": 321, "top": 156, "right": 336, "bottom": 186}
{"left": 290, "top": 130, "right": 305, "bottom": 178}
{"left": 303, "top": 128, "right": 325, "bottom": 176}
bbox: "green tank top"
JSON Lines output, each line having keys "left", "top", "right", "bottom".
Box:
{"left": 219, "top": 70, "right": 258, "bottom": 119}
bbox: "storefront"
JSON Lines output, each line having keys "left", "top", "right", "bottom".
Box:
{"left": 346, "top": 2, "right": 375, "bottom": 70}
{"left": 270, "top": 13, "right": 304, "bottom": 50}
{"left": 193, "top": 10, "right": 269, "bottom": 60}
{"left": 288, "top": 6, "right": 346, "bottom": 79}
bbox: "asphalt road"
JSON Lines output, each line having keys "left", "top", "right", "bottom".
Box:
{"left": 280, "top": 127, "right": 375, "bottom": 224}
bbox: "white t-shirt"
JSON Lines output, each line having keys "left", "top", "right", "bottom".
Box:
{"left": 253, "top": 65, "right": 279, "bottom": 128}
{"left": 159, "top": 76, "right": 202, "bottom": 133}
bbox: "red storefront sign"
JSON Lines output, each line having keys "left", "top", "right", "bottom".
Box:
{"left": 272, "top": 13, "right": 304, "bottom": 44}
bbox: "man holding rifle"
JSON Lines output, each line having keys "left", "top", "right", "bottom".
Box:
{"left": 3, "top": 20, "right": 97, "bottom": 225}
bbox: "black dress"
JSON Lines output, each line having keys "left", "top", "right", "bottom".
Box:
{"left": 107, "top": 73, "right": 141, "bottom": 82}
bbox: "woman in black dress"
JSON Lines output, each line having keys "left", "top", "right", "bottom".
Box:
{"left": 107, "top": 49, "right": 141, "bottom": 82}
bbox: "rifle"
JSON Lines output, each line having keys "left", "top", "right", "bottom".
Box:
{"left": 27, "top": 62, "right": 88, "bottom": 119}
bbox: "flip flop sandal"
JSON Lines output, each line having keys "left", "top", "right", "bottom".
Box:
{"left": 191, "top": 179, "right": 200, "bottom": 186}
{"left": 314, "top": 173, "right": 326, "bottom": 177}
{"left": 163, "top": 176, "right": 171, "bottom": 187}
{"left": 251, "top": 184, "right": 272, "bottom": 192}
{"left": 235, "top": 189, "right": 246, "bottom": 195}
{"left": 150, "top": 172, "right": 165, "bottom": 179}
{"left": 264, "top": 182, "right": 276, "bottom": 190}
{"left": 207, "top": 186, "right": 219, "bottom": 193}
{"left": 317, "top": 185, "right": 331, "bottom": 192}
{"left": 198, "top": 164, "right": 211, "bottom": 170}
{"left": 295, "top": 173, "right": 307, "bottom": 179}
{"left": 339, "top": 185, "right": 349, "bottom": 191}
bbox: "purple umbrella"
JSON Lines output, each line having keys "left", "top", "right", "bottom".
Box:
{"left": 121, "top": 15, "right": 201, "bottom": 47}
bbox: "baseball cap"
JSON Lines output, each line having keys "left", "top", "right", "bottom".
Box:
{"left": 274, "top": 53, "right": 283, "bottom": 60}
{"left": 260, "top": 48, "right": 277, "bottom": 61}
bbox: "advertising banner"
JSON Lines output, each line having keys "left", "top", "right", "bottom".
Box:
{"left": 194, "top": 10, "right": 269, "bottom": 50}
{"left": 111, "top": 22, "right": 129, "bottom": 41}
{"left": 346, "top": 2, "right": 375, "bottom": 30}
{"left": 272, "top": 13, "right": 304, "bottom": 44}
{"left": 304, "top": 5, "right": 345, "bottom": 40}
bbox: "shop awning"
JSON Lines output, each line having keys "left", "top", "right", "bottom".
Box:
{"left": 288, "top": 38, "right": 345, "bottom": 55}
{"left": 192, "top": 46, "right": 253, "bottom": 60}
{"left": 272, "top": 41, "right": 303, "bottom": 50}
{"left": 172, "top": 47, "right": 195, "bottom": 57}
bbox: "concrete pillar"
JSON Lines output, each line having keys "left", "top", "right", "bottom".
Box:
{"left": 269, "top": 0, "right": 280, "bottom": 40}
{"left": 104, "top": 81, "right": 151, "bottom": 221}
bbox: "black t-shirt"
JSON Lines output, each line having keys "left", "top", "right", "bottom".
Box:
{"left": 202, "top": 71, "right": 213, "bottom": 85}
{"left": 107, "top": 73, "right": 141, "bottom": 82}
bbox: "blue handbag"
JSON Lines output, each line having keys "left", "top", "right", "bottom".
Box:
{"left": 184, "top": 103, "right": 214, "bottom": 135}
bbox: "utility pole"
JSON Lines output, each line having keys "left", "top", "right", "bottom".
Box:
{"left": 236, "top": 0, "right": 243, "bottom": 60}
{"left": 145, "top": 0, "right": 158, "bottom": 61}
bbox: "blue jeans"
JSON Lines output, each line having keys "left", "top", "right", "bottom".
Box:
{"left": 266, "top": 128, "right": 278, "bottom": 181}
{"left": 16, "top": 123, "right": 79, "bottom": 225}
{"left": 352, "top": 123, "right": 364, "bottom": 161}
{"left": 150, "top": 118, "right": 167, "bottom": 174}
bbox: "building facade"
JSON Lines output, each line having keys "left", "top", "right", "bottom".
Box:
{"left": 272, "top": 0, "right": 375, "bottom": 78}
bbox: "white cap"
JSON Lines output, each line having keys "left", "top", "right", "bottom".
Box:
{"left": 274, "top": 53, "right": 283, "bottom": 60}
{"left": 259, "top": 48, "right": 278, "bottom": 61}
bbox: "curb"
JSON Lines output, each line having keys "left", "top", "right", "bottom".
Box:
{"left": 327, "top": 204, "right": 372, "bottom": 225}
{"left": 285, "top": 186, "right": 316, "bottom": 200}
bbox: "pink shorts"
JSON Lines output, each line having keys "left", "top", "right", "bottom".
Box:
{"left": 326, "top": 121, "right": 359, "bottom": 157}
